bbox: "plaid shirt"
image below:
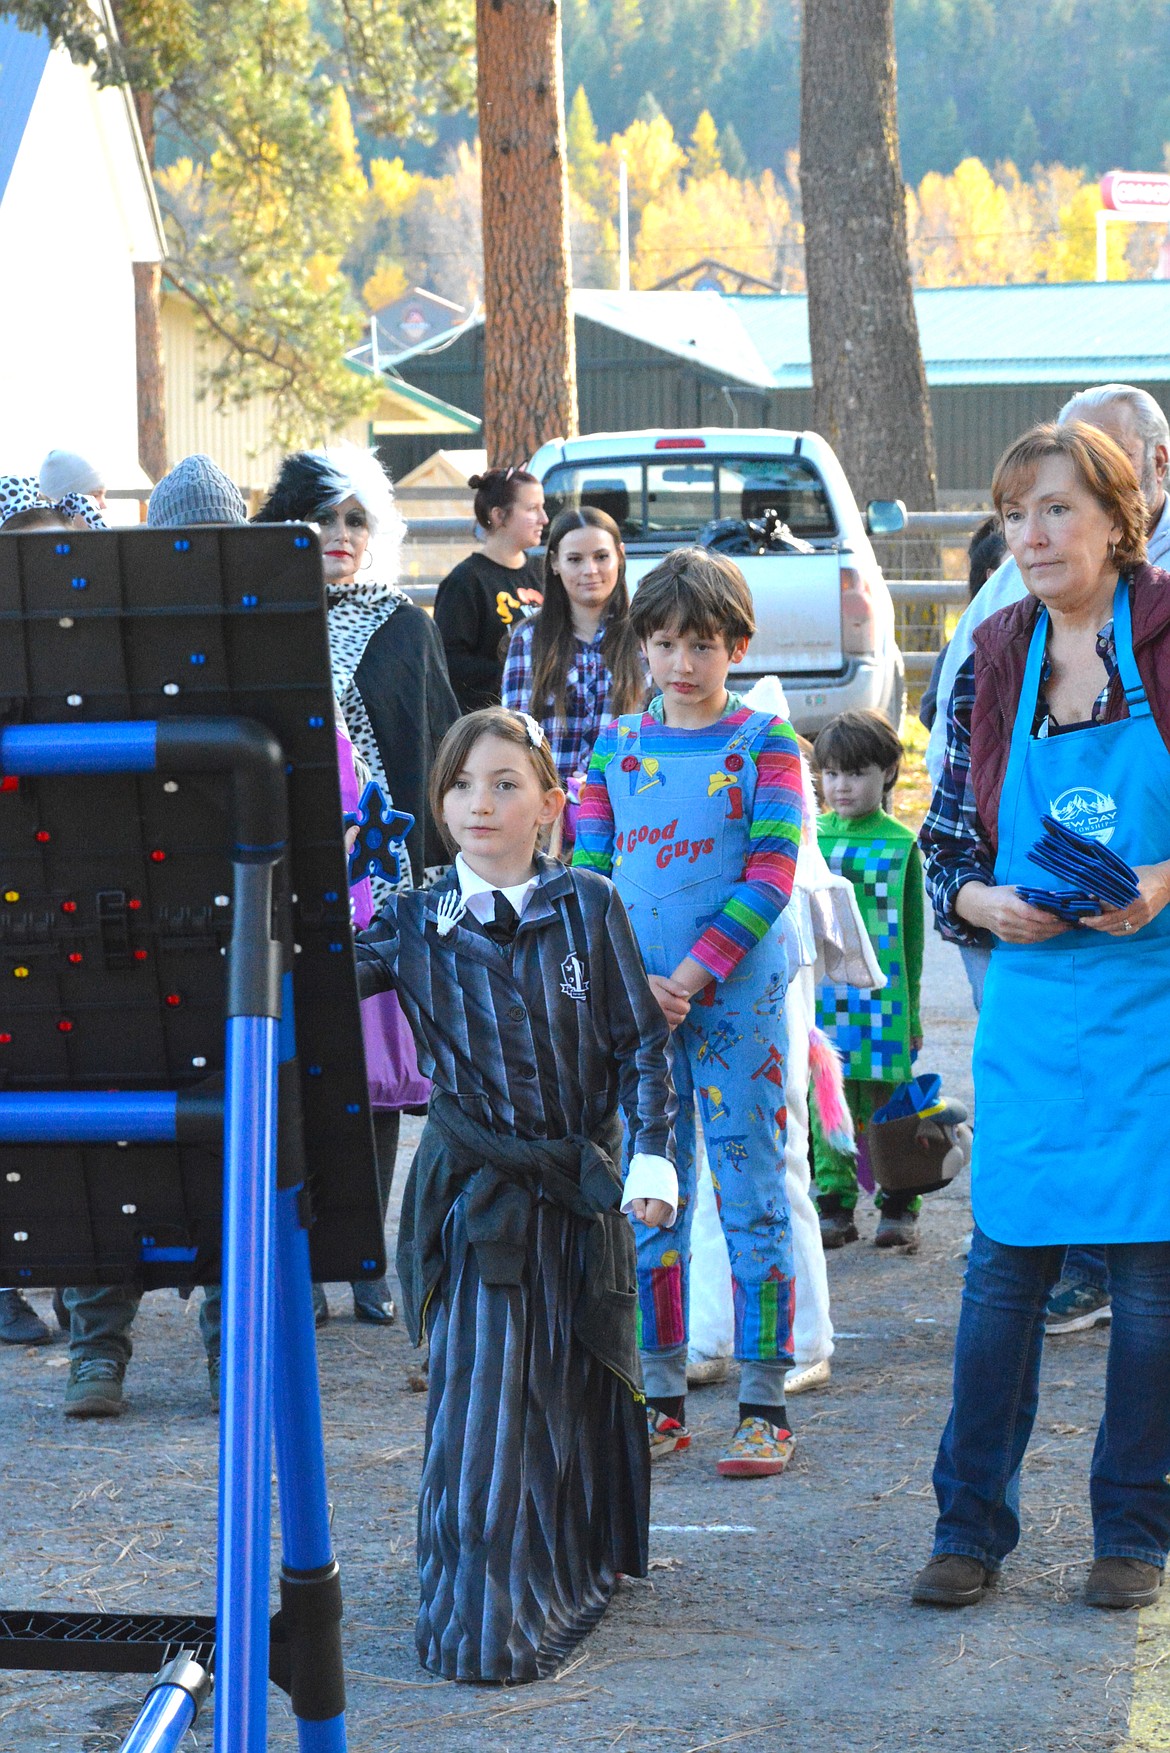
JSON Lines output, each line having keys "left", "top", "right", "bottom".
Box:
{"left": 920, "top": 624, "right": 1117, "bottom": 946}
{"left": 501, "top": 619, "right": 625, "bottom": 787}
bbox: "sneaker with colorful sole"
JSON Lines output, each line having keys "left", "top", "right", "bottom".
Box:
{"left": 716, "top": 1415, "right": 795, "bottom": 1478}
{"left": 646, "top": 1406, "right": 692, "bottom": 1461}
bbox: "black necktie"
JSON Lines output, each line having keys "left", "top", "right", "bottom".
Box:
{"left": 483, "top": 889, "right": 520, "bottom": 945}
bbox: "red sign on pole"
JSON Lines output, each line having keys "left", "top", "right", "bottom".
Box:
{"left": 1100, "top": 171, "right": 1170, "bottom": 217}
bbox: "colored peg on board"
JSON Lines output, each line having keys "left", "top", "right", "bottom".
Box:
{"left": 343, "top": 781, "right": 414, "bottom": 887}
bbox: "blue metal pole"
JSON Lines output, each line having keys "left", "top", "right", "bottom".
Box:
{"left": 115, "top": 1684, "right": 197, "bottom": 1753}
{"left": 271, "top": 961, "right": 347, "bottom": 1751}
{"left": 215, "top": 1011, "right": 279, "bottom": 1753}
{"left": 0, "top": 721, "right": 158, "bottom": 774}
{"left": 116, "top": 1655, "right": 210, "bottom": 1753}
{"left": 273, "top": 1185, "right": 348, "bottom": 1753}
{"left": 274, "top": 1187, "right": 334, "bottom": 1570}
{"left": 292, "top": 1715, "right": 350, "bottom": 1753}
{"left": 0, "top": 1093, "right": 177, "bottom": 1144}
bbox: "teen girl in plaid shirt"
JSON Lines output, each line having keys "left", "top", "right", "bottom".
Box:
{"left": 503, "top": 507, "right": 647, "bottom": 850}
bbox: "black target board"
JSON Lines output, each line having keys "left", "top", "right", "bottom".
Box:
{"left": 0, "top": 526, "right": 382, "bottom": 1286}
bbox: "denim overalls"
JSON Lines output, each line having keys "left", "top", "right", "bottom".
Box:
{"left": 607, "top": 710, "right": 795, "bottom": 1400}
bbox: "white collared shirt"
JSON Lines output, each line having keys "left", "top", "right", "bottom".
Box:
{"left": 454, "top": 852, "right": 540, "bottom": 925}
{"left": 451, "top": 854, "right": 679, "bottom": 1223}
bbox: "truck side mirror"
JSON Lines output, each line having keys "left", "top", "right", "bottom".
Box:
{"left": 866, "top": 499, "right": 907, "bottom": 536}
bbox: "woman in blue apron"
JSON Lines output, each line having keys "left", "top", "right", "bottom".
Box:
{"left": 916, "top": 421, "right": 1170, "bottom": 1612}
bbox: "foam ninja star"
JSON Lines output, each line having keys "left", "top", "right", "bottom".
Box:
{"left": 345, "top": 781, "right": 415, "bottom": 887}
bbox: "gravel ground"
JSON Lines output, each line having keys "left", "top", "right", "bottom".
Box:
{"left": 0, "top": 929, "right": 1158, "bottom": 1752}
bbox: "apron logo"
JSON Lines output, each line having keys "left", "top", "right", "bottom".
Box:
{"left": 559, "top": 952, "right": 589, "bottom": 1002}
{"left": 1050, "top": 787, "right": 1118, "bottom": 845}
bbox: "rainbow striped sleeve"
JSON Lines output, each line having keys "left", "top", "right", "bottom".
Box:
{"left": 690, "top": 715, "right": 804, "bottom": 981}
{"left": 571, "top": 720, "right": 620, "bottom": 875}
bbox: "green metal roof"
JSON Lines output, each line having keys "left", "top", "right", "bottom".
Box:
{"left": 345, "top": 356, "right": 481, "bottom": 430}
{"left": 728, "top": 281, "right": 1170, "bottom": 388}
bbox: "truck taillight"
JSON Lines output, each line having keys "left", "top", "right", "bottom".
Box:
{"left": 840, "top": 566, "right": 876, "bottom": 655}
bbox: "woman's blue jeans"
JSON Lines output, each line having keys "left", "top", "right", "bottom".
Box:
{"left": 932, "top": 1225, "right": 1170, "bottom": 1568}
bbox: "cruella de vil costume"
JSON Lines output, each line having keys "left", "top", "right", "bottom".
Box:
{"left": 253, "top": 447, "right": 459, "bottom": 889}
{"left": 355, "top": 855, "right": 677, "bottom": 1683}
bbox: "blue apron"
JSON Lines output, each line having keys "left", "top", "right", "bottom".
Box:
{"left": 972, "top": 580, "right": 1170, "bottom": 1245}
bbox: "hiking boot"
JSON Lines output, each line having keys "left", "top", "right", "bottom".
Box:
{"left": 311, "top": 1283, "right": 330, "bottom": 1328}
{"left": 0, "top": 1288, "right": 51, "bottom": 1345}
{"left": 1084, "top": 1557, "right": 1162, "bottom": 1610}
{"left": 716, "top": 1415, "right": 795, "bottom": 1478}
{"left": 353, "top": 1279, "right": 396, "bottom": 1325}
{"left": 646, "top": 1407, "right": 691, "bottom": 1461}
{"left": 785, "top": 1358, "right": 831, "bottom": 1396}
{"left": 818, "top": 1207, "right": 859, "bottom": 1249}
{"left": 686, "top": 1351, "right": 732, "bottom": 1387}
{"left": 911, "top": 1554, "right": 993, "bottom": 1607}
{"left": 1045, "top": 1278, "right": 1111, "bottom": 1335}
{"left": 875, "top": 1208, "right": 920, "bottom": 1251}
{"left": 63, "top": 1358, "right": 125, "bottom": 1418}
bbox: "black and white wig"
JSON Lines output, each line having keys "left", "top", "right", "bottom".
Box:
{"left": 253, "top": 444, "right": 406, "bottom": 580}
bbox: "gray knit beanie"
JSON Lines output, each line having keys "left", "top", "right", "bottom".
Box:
{"left": 40, "top": 448, "right": 104, "bottom": 499}
{"left": 148, "top": 455, "right": 247, "bottom": 527}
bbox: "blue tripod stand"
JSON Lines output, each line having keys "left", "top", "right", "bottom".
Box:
{"left": 0, "top": 718, "right": 350, "bottom": 1751}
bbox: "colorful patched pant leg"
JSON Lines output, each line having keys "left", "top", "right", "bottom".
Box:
{"left": 631, "top": 961, "right": 795, "bottom": 1398}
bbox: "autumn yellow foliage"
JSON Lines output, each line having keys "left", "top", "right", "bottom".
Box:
{"left": 906, "top": 156, "right": 1136, "bottom": 286}
{"left": 350, "top": 97, "right": 1155, "bottom": 318}
{"left": 369, "top": 156, "right": 421, "bottom": 218}
{"left": 688, "top": 110, "right": 722, "bottom": 181}
{"left": 633, "top": 169, "right": 792, "bottom": 289}
{"left": 362, "top": 261, "right": 409, "bottom": 310}
{"left": 599, "top": 115, "right": 687, "bottom": 224}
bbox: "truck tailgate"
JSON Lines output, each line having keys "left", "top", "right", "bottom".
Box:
{"left": 626, "top": 551, "right": 843, "bottom": 673}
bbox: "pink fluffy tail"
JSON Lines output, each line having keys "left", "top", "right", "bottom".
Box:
{"left": 809, "top": 1027, "right": 856, "bottom": 1156}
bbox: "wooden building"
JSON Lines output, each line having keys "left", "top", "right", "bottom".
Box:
{"left": 161, "top": 290, "right": 480, "bottom": 499}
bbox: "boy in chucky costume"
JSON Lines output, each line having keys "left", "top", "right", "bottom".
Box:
{"left": 575, "top": 548, "right": 805, "bottom": 1476}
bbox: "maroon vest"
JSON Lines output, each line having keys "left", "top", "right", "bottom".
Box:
{"left": 969, "top": 564, "right": 1170, "bottom": 857}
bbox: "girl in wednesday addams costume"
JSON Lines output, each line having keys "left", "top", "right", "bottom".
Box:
{"left": 355, "top": 708, "right": 678, "bottom": 1684}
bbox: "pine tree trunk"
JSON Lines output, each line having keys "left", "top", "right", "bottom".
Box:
{"left": 476, "top": 0, "right": 578, "bottom": 462}
{"left": 799, "top": 0, "right": 936, "bottom": 514}
{"left": 134, "top": 261, "right": 167, "bottom": 483}
{"left": 131, "top": 87, "right": 167, "bottom": 483}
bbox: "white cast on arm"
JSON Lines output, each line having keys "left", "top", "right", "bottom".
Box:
{"left": 622, "top": 1153, "right": 679, "bottom": 1226}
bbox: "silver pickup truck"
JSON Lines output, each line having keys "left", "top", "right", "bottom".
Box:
{"left": 528, "top": 427, "right": 905, "bottom": 734}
